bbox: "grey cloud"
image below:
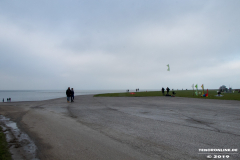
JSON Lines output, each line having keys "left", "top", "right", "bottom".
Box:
{"left": 0, "top": 0, "right": 239, "bottom": 90}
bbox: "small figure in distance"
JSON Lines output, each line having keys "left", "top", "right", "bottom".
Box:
{"left": 136, "top": 89, "right": 137, "bottom": 92}
{"left": 9, "top": 98, "right": 11, "bottom": 102}
{"left": 71, "top": 88, "right": 74, "bottom": 102}
{"left": 166, "top": 87, "right": 170, "bottom": 95}
{"left": 66, "top": 87, "right": 72, "bottom": 103}
{"left": 7, "top": 98, "right": 9, "bottom": 102}
{"left": 2, "top": 98, "right": 4, "bottom": 103}
{"left": 162, "top": 87, "right": 165, "bottom": 95}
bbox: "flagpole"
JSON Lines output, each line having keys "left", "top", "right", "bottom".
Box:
{"left": 193, "top": 84, "right": 194, "bottom": 96}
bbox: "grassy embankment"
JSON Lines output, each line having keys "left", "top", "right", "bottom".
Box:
{"left": 0, "top": 126, "right": 11, "bottom": 160}
{"left": 94, "top": 90, "right": 240, "bottom": 101}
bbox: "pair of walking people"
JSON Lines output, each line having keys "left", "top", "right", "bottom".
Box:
{"left": 66, "top": 87, "right": 74, "bottom": 102}
{"left": 162, "top": 87, "right": 170, "bottom": 95}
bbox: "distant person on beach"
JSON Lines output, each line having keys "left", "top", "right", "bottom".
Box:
{"left": 2, "top": 98, "right": 4, "bottom": 102}
{"left": 162, "top": 87, "right": 165, "bottom": 95}
{"left": 71, "top": 88, "right": 74, "bottom": 102}
{"left": 66, "top": 87, "right": 72, "bottom": 103}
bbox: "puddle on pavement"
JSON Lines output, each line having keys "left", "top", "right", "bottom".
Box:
{"left": 0, "top": 115, "right": 39, "bottom": 160}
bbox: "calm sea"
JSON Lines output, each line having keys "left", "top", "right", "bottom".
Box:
{"left": 0, "top": 90, "right": 127, "bottom": 102}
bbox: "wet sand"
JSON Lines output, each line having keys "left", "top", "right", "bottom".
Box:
{"left": 0, "top": 95, "right": 240, "bottom": 160}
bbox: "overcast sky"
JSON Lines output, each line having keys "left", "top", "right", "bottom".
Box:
{"left": 0, "top": 0, "right": 239, "bottom": 90}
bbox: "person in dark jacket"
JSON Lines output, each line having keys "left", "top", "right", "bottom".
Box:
{"left": 166, "top": 87, "right": 170, "bottom": 95}
{"left": 66, "top": 87, "right": 71, "bottom": 102}
{"left": 162, "top": 87, "right": 165, "bottom": 95}
{"left": 71, "top": 88, "right": 74, "bottom": 102}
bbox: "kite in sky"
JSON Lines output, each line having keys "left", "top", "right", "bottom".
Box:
{"left": 166, "top": 64, "right": 170, "bottom": 71}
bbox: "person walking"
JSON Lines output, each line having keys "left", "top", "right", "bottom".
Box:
{"left": 2, "top": 98, "right": 4, "bottom": 103}
{"left": 166, "top": 87, "right": 170, "bottom": 95}
{"left": 66, "top": 87, "right": 72, "bottom": 103}
{"left": 71, "top": 88, "right": 74, "bottom": 102}
{"left": 162, "top": 87, "right": 165, "bottom": 95}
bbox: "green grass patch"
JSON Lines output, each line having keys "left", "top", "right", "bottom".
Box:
{"left": 0, "top": 126, "right": 11, "bottom": 160}
{"left": 94, "top": 90, "right": 240, "bottom": 101}
{"left": 94, "top": 91, "right": 162, "bottom": 97}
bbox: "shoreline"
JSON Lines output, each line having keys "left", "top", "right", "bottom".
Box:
{"left": 1, "top": 89, "right": 239, "bottom": 103}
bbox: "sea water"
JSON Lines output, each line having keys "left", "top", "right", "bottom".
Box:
{"left": 0, "top": 90, "right": 127, "bottom": 102}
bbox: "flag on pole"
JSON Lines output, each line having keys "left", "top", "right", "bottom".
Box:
{"left": 195, "top": 84, "right": 198, "bottom": 89}
{"left": 195, "top": 84, "right": 198, "bottom": 96}
{"left": 166, "top": 64, "right": 170, "bottom": 71}
{"left": 192, "top": 84, "right": 195, "bottom": 96}
{"left": 201, "top": 84, "right": 204, "bottom": 95}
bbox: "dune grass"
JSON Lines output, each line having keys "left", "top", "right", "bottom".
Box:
{"left": 94, "top": 90, "right": 240, "bottom": 101}
{"left": 0, "top": 126, "right": 11, "bottom": 160}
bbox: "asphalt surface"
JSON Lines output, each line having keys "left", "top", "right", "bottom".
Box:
{"left": 0, "top": 95, "right": 239, "bottom": 160}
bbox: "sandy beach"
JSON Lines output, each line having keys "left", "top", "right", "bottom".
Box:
{"left": 0, "top": 95, "right": 240, "bottom": 160}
